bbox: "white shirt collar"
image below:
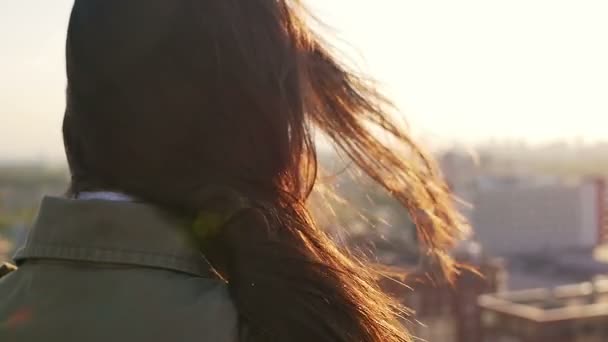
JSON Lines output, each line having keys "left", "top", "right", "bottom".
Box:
{"left": 77, "top": 191, "right": 134, "bottom": 202}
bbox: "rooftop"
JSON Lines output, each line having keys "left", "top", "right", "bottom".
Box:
{"left": 479, "top": 278, "right": 608, "bottom": 322}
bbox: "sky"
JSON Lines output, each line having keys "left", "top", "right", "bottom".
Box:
{"left": 1, "top": 0, "right": 607, "bottom": 162}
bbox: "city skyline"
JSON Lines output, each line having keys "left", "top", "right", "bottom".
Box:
{"left": 1, "top": 0, "right": 607, "bottom": 162}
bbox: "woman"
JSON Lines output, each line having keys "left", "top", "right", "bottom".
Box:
{"left": 0, "top": 0, "right": 464, "bottom": 341}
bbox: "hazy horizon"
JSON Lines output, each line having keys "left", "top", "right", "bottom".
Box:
{"left": 1, "top": 0, "right": 607, "bottom": 162}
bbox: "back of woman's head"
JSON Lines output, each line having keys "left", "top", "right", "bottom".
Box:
{"left": 64, "top": 1, "right": 466, "bottom": 341}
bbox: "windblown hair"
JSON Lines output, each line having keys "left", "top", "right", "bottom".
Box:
{"left": 63, "top": 0, "right": 466, "bottom": 341}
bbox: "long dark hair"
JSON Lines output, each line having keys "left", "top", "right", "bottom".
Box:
{"left": 63, "top": 1, "right": 465, "bottom": 341}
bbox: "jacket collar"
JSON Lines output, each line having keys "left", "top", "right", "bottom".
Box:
{"left": 14, "top": 196, "right": 212, "bottom": 277}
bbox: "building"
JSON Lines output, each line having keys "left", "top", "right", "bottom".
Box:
{"left": 0, "top": 237, "right": 12, "bottom": 263}
{"left": 479, "top": 278, "right": 608, "bottom": 342}
{"left": 506, "top": 246, "right": 608, "bottom": 290}
{"left": 439, "top": 149, "right": 608, "bottom": 257}
{"left": 473, "top": 178, "right": 607, "bottom": 257}
{"left": 440, "top": 149, "right": 480, "bottom": 222}
{"left": 381, "top": 242, "right": 507, "bottom": 342}
{"left": 596, "top": 179, "right": 608, "bottom": 245}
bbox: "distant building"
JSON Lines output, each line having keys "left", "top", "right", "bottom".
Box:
{"left": 440, "top": 149, "right": 479, "bottom": 222}
{"left": 439, "top": 149, "right": 608, "bottom": 257}
{"left": 0, "top": 237, "right": 12, "bottom": 263}
{"left": 473, "top": 178, "right": 607, "bottom": 256}
{"left": 507, "top": 247, "right": 608, "bottom": 290}
{"left": 479, "top": 278, "right": 608, "bottom": 342}
{"left": 596, "top": 179, "right": 608, "bottom": 245}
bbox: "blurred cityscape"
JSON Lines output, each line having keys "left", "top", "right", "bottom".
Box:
{"left": 2, "top": 140, "right": 608, "bottom": 341}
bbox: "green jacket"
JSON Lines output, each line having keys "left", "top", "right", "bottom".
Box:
{"left": 0, "top": 197, "right": 239, "bottom": 341}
